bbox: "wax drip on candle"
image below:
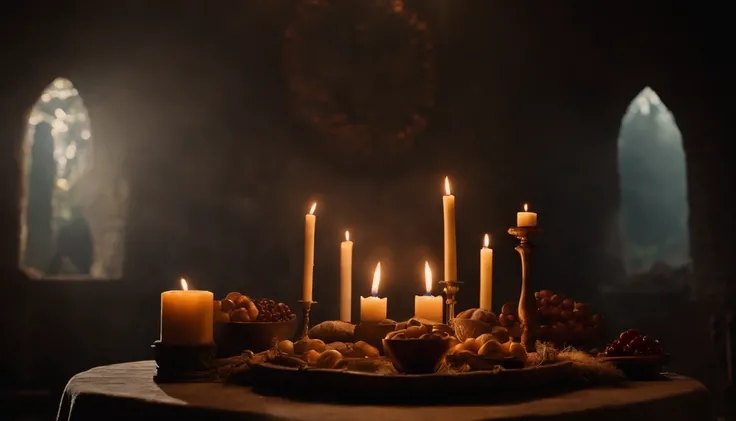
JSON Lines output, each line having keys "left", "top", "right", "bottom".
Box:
{"left": 180, "top": 278, "right": 188, "bottom": 291}
{"left": 371, "top": 262, "right": 381, "bottom": 297}
{"left": 424, "top": 261, "right": 432, "bottom": 296}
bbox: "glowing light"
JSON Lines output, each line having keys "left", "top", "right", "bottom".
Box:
{"left": 424, "top": 261, "right": 432, "bottom": 294}
{"left": 483, "top": 233, "right": 490, "bottom": 248}
{"left": 309, "top": 202, "right": 317, "bottom": 215}
{"left": 81, "top": 129, "right": 91, "bottom": 140}
{"left": 524, "top": 203, "right": 529, "bottom": 212}
{"left": 180, "top": 278, "right": 189, "bottom": 291}
{"left": 371, "top": 262, "right": 382, "bottom": 296}
{"left": 444, "top": 176, "right": 452, "bottom": 195}
{"left": 345, "top": 231, "right": 350, "bottom": 241}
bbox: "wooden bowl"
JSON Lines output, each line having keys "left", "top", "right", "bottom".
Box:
{"left": 214, "top": 317, "right": 297, "bottom": 357}
{"left": 382, "top": 337, "right": 452, "bottom": 374}
{"left": 453, "top": 318, "right": 493, "bottom": 342}
{"left": 598, "top": 354, "right": 670, "bottom": 380}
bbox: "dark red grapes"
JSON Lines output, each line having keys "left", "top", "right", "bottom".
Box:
{"left": 606, "top": 329, "right": 663, "bottom": 356}
{"left": 254, "top": 299, "right": 296, "bottom": 322}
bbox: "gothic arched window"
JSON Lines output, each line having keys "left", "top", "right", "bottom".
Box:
{"left": 618, "top": 87, "right": 690, "bottom": 276}
{"left": 20, "top": 77, "right": 127, "bottom": 279}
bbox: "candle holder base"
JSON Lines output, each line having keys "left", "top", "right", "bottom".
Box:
{"left": 151, "top": 340, "right": 217, "bottom": 383}
{"left": 298, "top": 300, "right": 317, "bottom": 339}
{"left": 508, "top": 225, "right": 541, "bottom": 352}
{"left": 440, "top": 280, "right": 463, "bottom": 325}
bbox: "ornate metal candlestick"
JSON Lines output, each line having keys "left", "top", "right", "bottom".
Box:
{"left": 508, "top": 226, "right": 540, "bottom": 351}
{"left": 298, "top": 300, "right": 316, "bottom": 339}
{"left": 440, "top": 280, "right": 463, "bottom": 324}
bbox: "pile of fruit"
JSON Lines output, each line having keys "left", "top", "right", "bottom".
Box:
{"left": 214, "top": 292, "right": 295, "bottom": 323}
{"left": 274, "top": 338, "right": 382, "bottom": 369}
{"left": 605, "top": 329, "right": 663, "bottom": 356}
{"left": 499, "top": 290, "right": 604, "bottom": 347}
{"left": 446, "top": 334, "right": 527, "bottom": 365}
{"left": 455, "top": 308, "right": 519, "bottom": 339}
{"left": 385, "top": 323, "right": 454, "bottom": 341}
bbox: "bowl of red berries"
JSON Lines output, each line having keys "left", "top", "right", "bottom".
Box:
{"left": 599, "top": 329, "right": 669, "bottom": 379}
{"left": 213, "top": 292, "right": 297, "bottom": 357}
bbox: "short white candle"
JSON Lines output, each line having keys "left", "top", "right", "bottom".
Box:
{"left": 339, "top": 231, "right": 353, "bottom": 322}
{"left": 302, "top": 202, "right": 317, "bottom": 302}
{"left": 414, "top": 261, "right": 443, "bottom": 323}
{"left": 160, "top": 278, "right": 214, "bottom": 346}
{"left": 479, "top": 234, "right": 493, "bottom": 311}
{"left": 517, "top": 203, "right": 537, "bottom": 227}
{"left": 360, "top": 262, "right": 387, "bottom": 323}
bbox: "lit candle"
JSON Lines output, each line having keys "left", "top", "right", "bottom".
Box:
{"left": 517, "top": 203, "right": 537, "bottom": 227}
{"left": 160, "top": 278, "right": 214, "bottom": 346}
{"left": 303, "top": 202, "right": 317, "bottom": 302}
{"left": 340, "top": 230, "right": 353, "bottom": 322}
{"left": 414, "top": 261, "right": 443, "bottom": 323}
{"left": 360, "top": 262, "right": 387, "bottom": 323}
{"left": 443, "top": 177, "right": 457, "bottom": 282}
{"left": 480, "top": 234, "right": 493, "bottom": 311}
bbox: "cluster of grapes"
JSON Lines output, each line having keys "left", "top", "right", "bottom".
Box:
{"left": 606, "top": 329, "right": 663, "bottom": 356}
{"left": 254, "top": 299, "right": 295, "bottom": 322}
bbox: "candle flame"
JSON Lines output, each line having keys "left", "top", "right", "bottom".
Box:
{"left": 345, "top": 231, "right": 350, "bottom": 241}
{"left": 180, "top": 278, "right": 188, "bottom": 291}
{"left": 523, "top": 203, "right": 528, "bottom": 212}
{"left": 371, "top": 262, "right": 381, "bottom": 296}
{"left": 424, "top": 261, "right": 432, "bottom": 294}
{"left": 484, "top": 233, "right": 490, "bottom": 248}
{"left": 309, "top": 202, "right": 317, "bottom": 215}
{"left": 444, "top": 176, "right": 452, "bottom": 195}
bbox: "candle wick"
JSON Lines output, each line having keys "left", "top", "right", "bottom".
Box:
{"left": 425, "top": 292, "right": 432, "bottom": 297}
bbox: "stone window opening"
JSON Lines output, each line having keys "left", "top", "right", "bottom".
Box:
{"left": 617, "top": 87, "right": 691, "bottom": 287}
{"left": 20, "top": 77, "right": 127, "bottom": 280}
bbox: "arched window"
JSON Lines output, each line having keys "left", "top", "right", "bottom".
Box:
{"left": 20, "top": 77, "right": 127, "bottom": 279}
{"left": 618, "top": 87, "right": 690, "bottom": 275}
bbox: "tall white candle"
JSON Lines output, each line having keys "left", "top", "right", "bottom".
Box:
{"left": 303, "top": 202, "right": 317, "bottom": 302}
{"left": 360, "top": 262, "right": 387, "bottom": 322}
{"left": 480, "top": 234, "right": 493, "bottom": 311}
{"left": 442, "top": 177, "right": 457, "bottom": 282}
{"left": 160, "top": 278, "right": 214, "bottom": 346}
{"left": 340, "top": 231, "right": 353, "bottom": 322}
{"left": 414, "top": 261, "right": 443, "bottom": 323}
{"left": 517, "top": 203, "right": 537, "bottom": 227}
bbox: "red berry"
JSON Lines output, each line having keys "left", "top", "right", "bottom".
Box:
{"left": 629, "top": 336, "right": 645, "bottom": 350}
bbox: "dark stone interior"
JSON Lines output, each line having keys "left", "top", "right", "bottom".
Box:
{"left": 1, "top": 1, "right": 734, "bottom": 419}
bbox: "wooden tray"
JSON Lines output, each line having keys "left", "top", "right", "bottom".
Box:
{"left": 249, "top": 360, "right": 576, "bottom": 404}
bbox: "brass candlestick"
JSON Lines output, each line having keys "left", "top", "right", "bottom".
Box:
{"left": 440, "top": 280, "right": 463, "bottom": 325}
{"left": 508, "top": 226, "right": 540, "bottom": 352}
{"left": 298, "top": 300, "right": 316, "bottom": 339}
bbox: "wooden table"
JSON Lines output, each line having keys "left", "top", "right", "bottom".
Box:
{"left": 57, "top": 361, "right": 712, "bottom": 421}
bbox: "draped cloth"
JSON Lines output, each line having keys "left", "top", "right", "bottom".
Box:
{"left": 58, "top": 360, "right": 710, "bottom": 421}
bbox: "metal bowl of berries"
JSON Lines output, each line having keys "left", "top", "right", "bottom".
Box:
{"left": 599, "top": 329, "right": 670, "bottom": 380}
{"left": 213, "top": 293, "right": 298, "bottom": 357}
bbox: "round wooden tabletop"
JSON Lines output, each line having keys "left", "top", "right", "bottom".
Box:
{"left": 58, "top": 360, "right": 711, "bottom": 421}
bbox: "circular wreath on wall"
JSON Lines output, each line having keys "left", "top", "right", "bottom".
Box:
{"left": 284, "top": 0, "right": 437, "bottom": 166}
